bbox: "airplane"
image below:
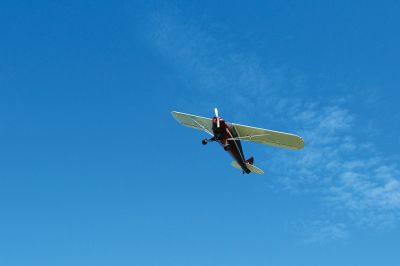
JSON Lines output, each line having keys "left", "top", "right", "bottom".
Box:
{"left": 171, "top": 108, "right": 304, "bottom": 174}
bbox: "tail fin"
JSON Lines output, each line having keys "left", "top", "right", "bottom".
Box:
{"left": 230, "top": 157, "right": 264, "bottom": 174}
{"left": 246, "top": 156, "right": 254, "bottom": 165}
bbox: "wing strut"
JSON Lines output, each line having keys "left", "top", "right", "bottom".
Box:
{"left": 190, "top": 118, "right": 213, "bottom": 136}
{"left": 227, "top": 133, "right": 272, "bottom": 141}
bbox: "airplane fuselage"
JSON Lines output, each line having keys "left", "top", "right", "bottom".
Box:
{"left": 211, "top": 117, "right": 251, "bottom": 174}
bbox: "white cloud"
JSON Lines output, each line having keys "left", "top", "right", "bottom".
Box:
{"left": 270, "top": 101, "right": 400, "bottom": 230}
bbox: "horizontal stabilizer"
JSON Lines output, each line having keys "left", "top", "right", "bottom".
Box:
{"left": 246, "top": 163, "right": 264, "bottom": 174}
{"left": 230, "top": 161, "right": 264, "bottom": 174}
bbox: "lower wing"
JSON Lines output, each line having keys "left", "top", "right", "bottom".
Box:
{"left": 231, "top": 123, "right": 304, "bottom": 150}
{"left": 171, "top": 111, "right": 213, "bottom": 136}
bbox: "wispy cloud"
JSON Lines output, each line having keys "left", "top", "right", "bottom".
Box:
{"left": 144, "top": 11, "right": 400, "bottom": 241}
{"left": 270, "top": 101, "right": 400, "bottom": 230}
{"left": 145, "top": 12, "right": 288, "bottom": 119}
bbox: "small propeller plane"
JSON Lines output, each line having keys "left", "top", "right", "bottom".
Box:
{"left": 171, "top": 108, "right": 304, "bottom": 174}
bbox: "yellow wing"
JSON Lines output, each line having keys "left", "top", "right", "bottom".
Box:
{"left": 231, "top": 123, "right": 304, "bottom": 150}
{"left": 171, "top": 111, "right": 213, "bottom": 135}
{"left": 171, "top": 111, "right": 304, "bottom": 149}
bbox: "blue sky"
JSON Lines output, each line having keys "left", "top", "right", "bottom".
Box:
{"left": 1, "top": 1, "right": 400, "bottom": 265}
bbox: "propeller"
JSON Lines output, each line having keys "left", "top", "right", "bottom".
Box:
{"left": 214, "top": 107, "right": 220, "bottom": 128}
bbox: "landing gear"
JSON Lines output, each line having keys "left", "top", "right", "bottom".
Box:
{"left": 202, "top": 137, "right": 216, "bottom": 145}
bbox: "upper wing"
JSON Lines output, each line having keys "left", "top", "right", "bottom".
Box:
{"left": 231, "top": 123, "right": 304, "bottom": 150}
{"left": 171, "top": 111, "right": 213, "bottom": 135}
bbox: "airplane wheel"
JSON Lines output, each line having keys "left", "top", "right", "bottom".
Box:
{"left": 224, "top": 144, "right": 230, "bottom": 151}
{"left": 202, "top": 139, "right": 208, "bottom": 145}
